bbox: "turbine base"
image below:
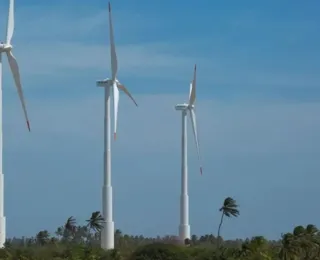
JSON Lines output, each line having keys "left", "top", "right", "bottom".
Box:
{"left": 101, "top": 221, "right": 114, "bottom": 250}
{"left": 102, "top": 184, "right": 114, "bottom": 250}
{"left": 0, "top": 217, "right": 6, "bottom": 248}
{"left": 179, "top": 224, "right": 190, "bottom": 242}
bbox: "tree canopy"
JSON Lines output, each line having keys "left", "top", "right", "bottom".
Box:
{"left": 2, "top": 208, "right": 320, "bottom": 259}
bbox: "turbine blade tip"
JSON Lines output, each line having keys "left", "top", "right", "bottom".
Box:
{"left": 27, "top": 121, "right": 31, "bottom": 132}
{"left": 200, "top": 166, "right": 203, "bottom": 175}
{"left": 114, "top": 132, "right": 116, "bottom": 140}
{"left": 108, "top": 2, "right": 111, "bottom": 12}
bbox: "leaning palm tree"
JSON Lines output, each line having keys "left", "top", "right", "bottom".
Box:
{"left": 217, "top": 197, "right": 239, "bottom": 249}
{"left": 86, "top": 211, "right": 104, "bottom": 233}
{"left": 65, "top": 216, "right": 76, "bottom": 232}
{"left": 64, "top": 216, "right": 77, "bottom": 240}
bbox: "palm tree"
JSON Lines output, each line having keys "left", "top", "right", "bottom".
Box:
{"left": 55, "top": 226, "right": 63, "bottom": 241}
{"left": 305, "top": 224, "right": 319, "bottom": 246}
{"left": 191, "top": 234, "right": 198, "bottom": 245}
{"left": 279, "top": 232, "right": 301, "bottom": 260}
{"left": 293, "top": 225, "right": 308, "bottom": 257}
{"left": 299, "top": 224, "right": 319, "bottom": 259}
{"left": 86, "top": 211, "right": 104, "bottom": 233}
{"left": 250, "top": 236, "right": 268, "bottom": 252}
{"left": 239, "top": 240, "right": 252, "bottom": 258}
{"left": 245, "top": 236, "right": 271, "bottom": 258}
{"left": 36, "top": 230, "right": 50, "bottom": 246}
{"left": 64, "top": 216, "right": 77, "bottom": 240}
{"left": 217, "top": 197, "right": 239, "bottom": 249}
{"left": 115, "top": 229, "right": 123, "bottom": 247}
{"left": 65, "top": 216, "right": 76, "bottom": 232}
{"left": 75, "top": 225, "right": 89, "bottom": 243}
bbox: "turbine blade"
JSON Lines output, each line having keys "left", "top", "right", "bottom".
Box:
{"left": 108, "top": 2, "right": 118, "bottom": 81}
{"left": 117, "top": 84, "right": 138, "bottom": 107}
{"left": 113, "top": 82, "right": 119, "bottom": 140}
{"left": 6, "top": 0, "right": 14, "bottom": 44}
{"left": 189, "top": 109, "right": 202, "bottom": 175}
{"left": 6, "top": 51, "right": 30, "bottom": 131}
{"left": 188, "top": 64, "right": 196, "bottom": 106}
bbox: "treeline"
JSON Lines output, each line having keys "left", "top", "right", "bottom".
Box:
{"left": 1, "top": 197, "right": 318, "bottom": 259}
{"left": 2, "top": 224, "right": 320, "bottom": 259}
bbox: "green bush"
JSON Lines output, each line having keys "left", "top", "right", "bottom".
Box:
{"left": 186, "top": 247, "right": 217, "bottom": 260}
{"left": 129, "top": 243, "right": 189, "bottom": 260}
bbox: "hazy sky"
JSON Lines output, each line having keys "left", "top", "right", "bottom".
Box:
{"left": 0, "top": 0, "right": 319, "bottom": 240}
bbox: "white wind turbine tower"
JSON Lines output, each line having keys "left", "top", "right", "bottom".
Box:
{"left": 96, "top": 2, "right": 138, "bottom": 250}
{"left": 175, "top": 65, "right": 202, "bottom": 243}
{"left": 0, "top": 0, "right": 30, "bottom": 247}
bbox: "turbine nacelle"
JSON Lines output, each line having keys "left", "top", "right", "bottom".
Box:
{"left": 175, "top": 103, "right": 194, "bottom": 111}
{"left": 0, "top": 43, "right": 12, "bottom": 53}
{"left": 96, "top": 78, "right": 120, "bottom": 87}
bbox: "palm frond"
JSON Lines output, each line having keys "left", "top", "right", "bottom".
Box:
{"left": 220, "top": 197, "right": 240, "bottom": 218}
{"left": 86, "top": 211, "right": 104, "bottom": 233}
{"left": 223, "top": 197, "right": 237, "bottom": 207}
{"left": 306, "top": 224, "right": 318, "bottom": 234}
{"left": 64, "top": 216, "right": 76, "bottom": 232}
{"left": 293, "top": 225, "right": 305, "bottom": 236}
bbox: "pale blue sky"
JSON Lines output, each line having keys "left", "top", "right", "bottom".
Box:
{"left": 0, "top": 0, "right": 319, "bottom": 240}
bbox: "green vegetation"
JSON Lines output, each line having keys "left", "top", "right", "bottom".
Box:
{"left": 2, "top": 197, "right": 319, "bottom": 259}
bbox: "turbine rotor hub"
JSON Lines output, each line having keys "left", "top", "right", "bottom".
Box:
{"left": 0, "top": 43, "right": 12, "bottom": 53}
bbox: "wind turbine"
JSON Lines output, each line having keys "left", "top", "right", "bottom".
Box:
{"left": 96, "top": 2, "right": 138, "bottom": 250}
{"left": 0, "top": 0, "right": 30, "bottom": 247}
{"left": 175, "top": 65, "right": 202, "bottom": 243}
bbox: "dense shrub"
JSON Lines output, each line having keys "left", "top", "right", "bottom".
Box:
{"left": 129, "top": 243, "right": 189, "bottom": 260}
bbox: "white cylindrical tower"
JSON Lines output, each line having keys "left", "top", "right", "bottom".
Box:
{"left": 0, "top": 53, "right": 5, "bottom": 247}
{"left": 101, "top": 85, "right": 114, "bottom": 250}
{"left": 179, "top": 109, "right": 190, "bottom": 242}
